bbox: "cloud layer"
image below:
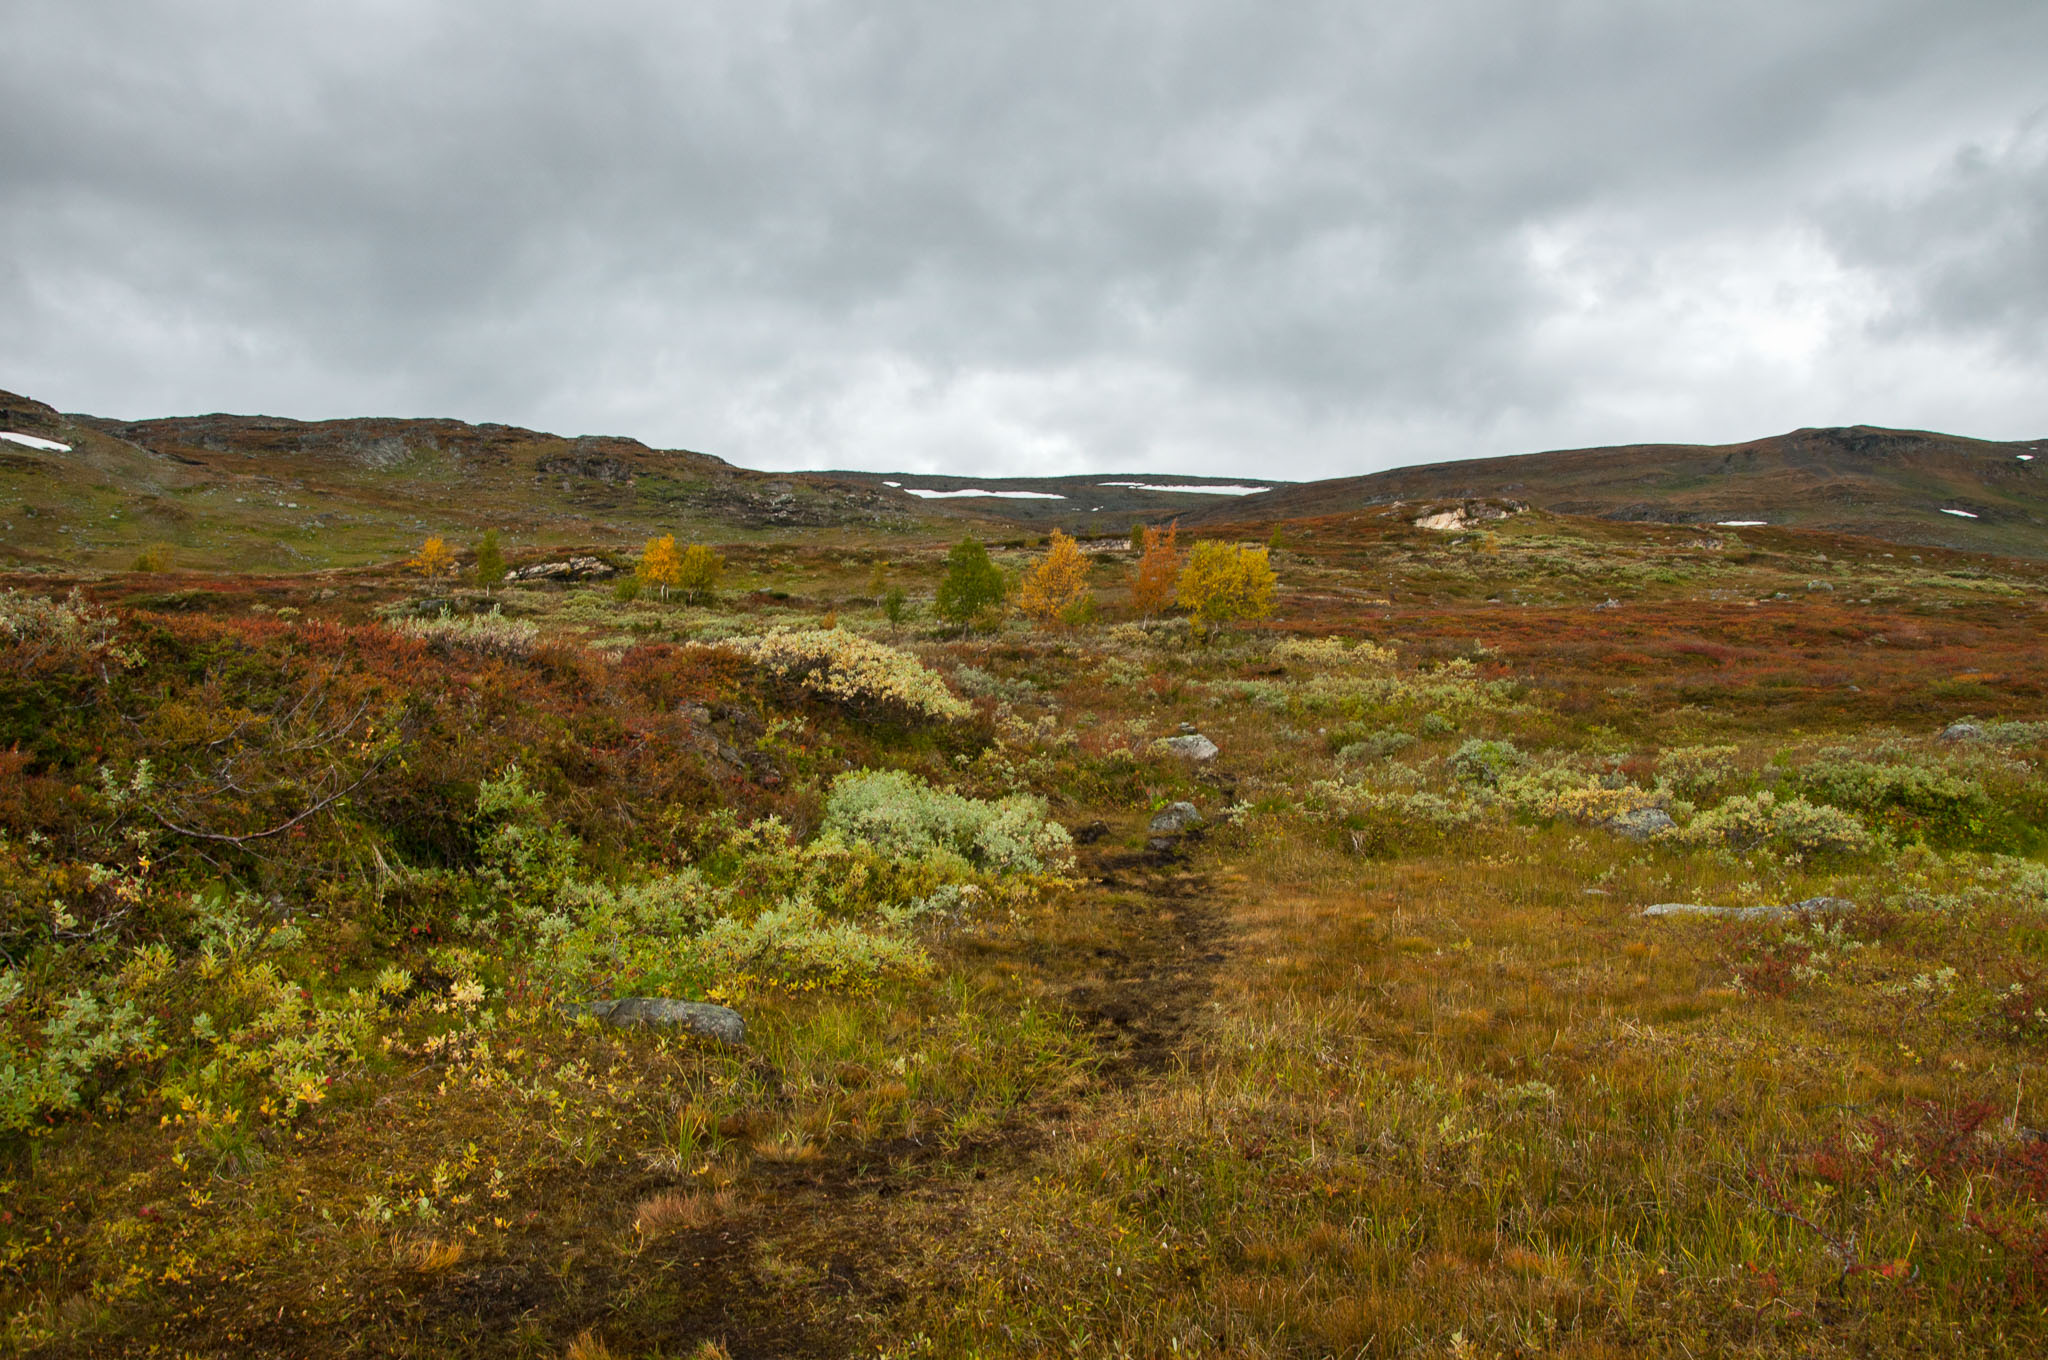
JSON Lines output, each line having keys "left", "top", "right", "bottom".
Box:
{"left": 3, "top": 1, "right": 2044, "bottom": 477}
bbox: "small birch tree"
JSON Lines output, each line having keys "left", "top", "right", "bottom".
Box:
{"left": 1017, "top": 529, "right": 1092, "bottom": 628}
{"left": 639, "top": 534, "right": 683, "bottom": 600}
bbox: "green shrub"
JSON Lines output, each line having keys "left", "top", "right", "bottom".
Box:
{"left": 1799, "top": 758, "right": 2000, "bottom": 848}
{"left": 1677, "top": 791, "right": 1873, "bottom": 857}
{"left": 1656, "top": 744, "right": 1739, "bottom": 798}
{"left": 1448, "top": 739, "right": 1525, "bottom": 788}
{"left": 822, "top": 769, "right": 1074, "bottom": 875}
{"left": 1334, "top": 728, "right": 1415, "bottom": 764}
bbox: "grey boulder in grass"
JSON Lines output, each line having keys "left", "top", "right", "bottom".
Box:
{"left": 567, "top": 998, "right": 746, "bottom": 1044}
{"left": 1148, "top": 802, "right": 1204, "bottom": 834}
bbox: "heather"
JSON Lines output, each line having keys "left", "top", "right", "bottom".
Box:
{"left": 4, "top": 505, "right": 2048, "bottom": 1357}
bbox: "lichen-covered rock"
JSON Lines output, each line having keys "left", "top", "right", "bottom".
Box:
{"left": 1158, "top": 734, "right": 1219, "bottom": 762}
{"left": 1148, "top": 802, "right": 1204, "bottom": 834}
{"left": 569, "top": 998, "right": 746, "bottom": 1044}
{"left": 1939, "top": 721, "right": 1983, "bottom": 743}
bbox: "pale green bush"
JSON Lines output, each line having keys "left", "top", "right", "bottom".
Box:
{"left": 1656, "top": 745, "right": 1739, "bottom": 797}
{"left": 1272, "top": 636, "right": 1398, "bottom": 669}
{"left": 1448, "top": 739, "right": 1525, "bottom": 788}
{"left": 1677, "top": 791, "right": 1873, "bottom": 857}
{"left": 0, "top": 588, "right": 137, "bottom": 671}
{"left": 719, "top": 628, "right": 971, "bottom": 721}
{"left": 822, "top": 769, "right": 1074, "bottom": 875}
{"left": 395, "top": 606, "right": 540, "bottom": 657}
{"left": 0, "top": 980, "right": 161, "bottom": 1133}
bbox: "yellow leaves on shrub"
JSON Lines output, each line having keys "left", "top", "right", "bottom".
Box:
{"left": 410, "top": 535, "right": 458, "bottom": 585}
{"left": 1017, "top": 529, "right": 1093, "bottom": 627}
{"left": 638, "top": 533, "right": 683, "bottom": 599}
{"left": 1176, "top": 539, "right": 1276, "bottom": 636}
{"left": 718, "top": 628, "right": 970, "bottom": 721}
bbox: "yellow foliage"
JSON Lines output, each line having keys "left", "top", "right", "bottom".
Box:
{"left": 1129, "top": 521, "right": 1180, "bottom": 618}
{"left": 676, "top": 542, "right": 725, "bottom": 603}
{"left": 639, "top": 533, "right": 683, "bottom": 598}
{"left": 1175, "top": 539, "right": 1276, "bottom": 636}
{"left": 1017, "top": 529, "right": 1092, "bottom": 627}
{"left": 411, "top": 535, "right": 458, "bottom": 584}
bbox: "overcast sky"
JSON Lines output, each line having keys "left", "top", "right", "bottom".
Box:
{"left": 3, "top": 2, "right": 2044, "bottom": 478}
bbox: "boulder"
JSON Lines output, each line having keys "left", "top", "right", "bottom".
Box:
{"left": 507, "top": 556, "right": 617, "bottom": 583}
{"left": 1148, "top": 802, "right": 1204, "bottom": 834}
{"left": 1158, "top": 734, "right": 1219, "bottom": 762}
{"left": 1641, "top": 896, "right": 1853, "bottom": 922}
{"left": 568, "top": 998, "right": 745, "bottom": 1044}
{"left": 1938, "top": 721, "right": 1983, "bottom": 743}
{"left": 1604, "top": 807, "right": 1675, "bottom": 841}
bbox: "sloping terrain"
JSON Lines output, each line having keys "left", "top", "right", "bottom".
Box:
{"left": 818, "top": 469, "right": 1289, "bottom": 535}
{"left": 1175, "top": 424, "right": 2048, "bottom": 558}
{"left": 0, "top": 389, "right": 949, "bottom": 571}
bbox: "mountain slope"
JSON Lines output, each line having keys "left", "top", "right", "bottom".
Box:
{"left": 1178, "top": 425, "right": 2048, "bottom": 558}
{"left": 0, "top": 391, "right": 941, "bottom": 571}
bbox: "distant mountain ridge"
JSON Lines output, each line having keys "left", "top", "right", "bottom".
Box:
{"left": 1171, "top": 425, "right": 2048, "bottom": 558}
{"left": 3, "top": 385, "right": 2042, "bottom": 566}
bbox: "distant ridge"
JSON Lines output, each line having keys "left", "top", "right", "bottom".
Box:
{"left": 1173, "top": 425, "right": 2048, "bottom": 559}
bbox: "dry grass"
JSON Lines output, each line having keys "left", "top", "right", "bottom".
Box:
{"left": 632, "top": 1188, "right": 733, "bottom": 1240}
{"left": 8, "top": 518, "right": 2048, "bottom": 1357}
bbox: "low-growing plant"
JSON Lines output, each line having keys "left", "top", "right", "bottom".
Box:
{"left": 1678, "top": 790, "right": 1874, "bottom": 856}
{"left": 718, "top": 628, "right": 972, "bottom": 722}
{"left": 821, "top": 768, "right": 1074, "bottom": 876}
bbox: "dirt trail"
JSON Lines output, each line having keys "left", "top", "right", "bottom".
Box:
{"left": 119, "top": 814, "right": 1238, "bottom": 1360}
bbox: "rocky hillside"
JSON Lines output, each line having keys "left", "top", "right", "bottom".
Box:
{"left": 0, "top": 390, "right": 943, "bottom": 572}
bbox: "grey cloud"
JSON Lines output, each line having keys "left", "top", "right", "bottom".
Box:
{"left": 3, "top": 1, "right": 2045, "bottom": 477}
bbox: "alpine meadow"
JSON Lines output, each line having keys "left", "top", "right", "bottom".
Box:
{"left": 5, "top": 385, "right": 2048, "bottom": 1359}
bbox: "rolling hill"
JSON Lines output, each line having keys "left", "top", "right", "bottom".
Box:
{"left": 4, "top": 385, "right": 2043, "bottom": 568}
{"left": 0, "top": 389, "right": 949, "bottom": 571}
{"left": 1173, "top": 425, "right": 2048, "bottom": 559}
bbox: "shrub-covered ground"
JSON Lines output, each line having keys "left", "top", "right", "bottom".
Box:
{"left": 5, "top": 507, "right": 2048, "bottom": 1357}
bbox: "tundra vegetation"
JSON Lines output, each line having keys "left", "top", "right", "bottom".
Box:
{"left": 4, "top": 504, "right": 2048, "bottom": 1357}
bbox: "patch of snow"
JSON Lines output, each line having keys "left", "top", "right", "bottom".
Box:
{"left": 2019, "top": 455, "right": 2035, "bottom": 462}
{"left": 1096, "top": 481, "right": 1269, "bottom": 495}
{"left": 902, "top": 487, "right": 1067, "bottom": 500}
{"left": 882, "top": 480, "right": 901, "bottom": 486}
{"left": 1940, "top": 507, "right": 1979, "bottom": 518}
{"left": 1716, "top": 520, "right": 1768, "bottom": 527}
{"left": 1, "top": 431, "right": 70, "bottom": 453}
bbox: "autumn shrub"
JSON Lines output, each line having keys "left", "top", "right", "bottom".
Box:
{"left": 395, "top": 606, "right": 540, "bottom": 657}
{"left": 1017, "top": 529, "right": 1092, "bottom": 627}
{"left": 1175, "top": 539, "right": 1275, "bottom": 638}
{"left": 718, "top": 628, "right": 971, "bottom": 722}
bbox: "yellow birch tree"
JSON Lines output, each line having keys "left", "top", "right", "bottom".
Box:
{"left": 411, "top": 535, "right": 458, "bottom": 592}
{"left": 1175, "top": 539, "right": 1276, "bottom": 640}
{"left": 1017, "top": 529, "right": 1093, "bottom": 627}
{"left": 639, "top": 534, "right": 683, "bottom": 600}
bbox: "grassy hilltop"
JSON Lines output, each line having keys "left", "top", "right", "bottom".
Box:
{"left": 4, "top": 418, "right": 2048, "bottom": 1355}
